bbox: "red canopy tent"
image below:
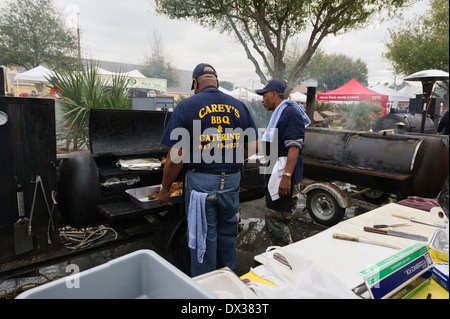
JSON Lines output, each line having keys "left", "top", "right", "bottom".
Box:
{"left": 317, "top": 79, "right": 389, "bottom": 114}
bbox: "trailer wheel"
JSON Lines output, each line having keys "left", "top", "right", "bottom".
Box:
{"left": 306, "top": 189, "right": 346, "bottom": 226}
{"left": 359, "top": 189, "right": 390, "bottom": 205}
{"left": 172, "top": 229, "right": 191, "bottom": 275}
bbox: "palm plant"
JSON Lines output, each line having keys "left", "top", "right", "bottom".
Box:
{"left": 47, "top": 61, "right": 132, "bottom": 150}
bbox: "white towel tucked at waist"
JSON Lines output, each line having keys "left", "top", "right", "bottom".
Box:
{"left": 268, "top": 156, "right": 287, "bottom": 201}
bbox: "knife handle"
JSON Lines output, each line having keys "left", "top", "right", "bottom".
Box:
{"left": 332, "top": 233, "right": 360, "bottom": 242}
{"left": 364, "top": 226, "right": 388, "bottom": 235}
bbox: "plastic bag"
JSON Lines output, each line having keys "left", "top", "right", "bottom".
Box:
{"left": 245, "top": 246, "right": 359, "bottom": 299}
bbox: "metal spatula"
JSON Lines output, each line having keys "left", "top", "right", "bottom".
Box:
{"left": 14, "top": 181, "right": 33, "bottom": 255}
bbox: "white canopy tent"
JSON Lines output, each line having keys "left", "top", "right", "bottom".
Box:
{"left": 125, "top": 69, "right": 146, "bottom": 78}
{"left": 230, "top": 87, "right": 262, "bottom": 101}
{"left": 398, "top": 85, "right": 418, "bottom": 99}
{"left": 370, "top": 83, "right": 411, "bottom": 109}
{"left": 95, "top": 67, "right": 115, "bottom": 76}
{"left": 95, "top": 68, "right": 146, "bottom": 79}
{"left": 218, "top": 86, "right": 233, "bottom": 95}
{"left": 94, "top": 67, "right": 167, "bottom": 92}
{"left": 369, "top": 83, "right": 410, "bottom": 102}
{"left": 13, "top": 65, "right": 167, "bottom": 95}
{"left": 13, "top": 65, "right": 55, "bottom": 95}
{"left": 14, "top": 65, "right": 54, "bottom": 83}
{"left": 290, "top": 91, "right": 307, "bottom": 103}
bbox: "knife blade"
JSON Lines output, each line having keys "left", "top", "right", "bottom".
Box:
{"left": 332, "top": 233, "right": 401, "bottom": 250}
{"left": 392, "top": 213, "right": 446, "bottom": 229}
{"left": 364, "top": 226, "right": 428, "bottom": 242}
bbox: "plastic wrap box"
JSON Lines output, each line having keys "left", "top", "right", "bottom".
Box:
{"left": 432, "top": 263, "right": 449, "bottom": 292}
{"left": 16, "top": 250, "right": 216, "bottom": 299}
{"left": 360, "top": 243, "right": 433, "bottom": 299}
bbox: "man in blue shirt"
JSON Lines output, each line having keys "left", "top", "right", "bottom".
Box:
{"left": 158, "top": 63, "right": 258, "bottom": 276}
{"left": 256, "top": 79, "right": 308, "bottom": 246}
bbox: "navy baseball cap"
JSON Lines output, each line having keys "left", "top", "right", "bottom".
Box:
{"left": 255, "top": 79, "right": 287, "bottom": 95}
{"left": 191, "top": 63, "right": 218, "bottom": 90}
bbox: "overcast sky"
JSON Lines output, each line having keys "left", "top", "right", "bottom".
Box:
{"left": 52, "top": 0, "right": 429, "bottom": 91}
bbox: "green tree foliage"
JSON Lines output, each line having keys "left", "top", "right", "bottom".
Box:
{"left": 50, "top": 61, "right": 132, "bottom": 151}
{"left": 384, "top": 0, "right": 449, "bottom": 103}
{"left": 140, "top": 30, "right": 180, "bottom": 87}
{"left": 219, "top": 81, "right": 234, "bottom": 91}
{"left": 384, "top": 0, "right": 449, "bottom": 75}
{"left": 155, "top": 0, "right": 411, "bottom": 95}
{"left": 0, "top": 0, "right": 78, "bottom": 69}
{"left": 302, "top": 50, "right": 368, "bottom": 91}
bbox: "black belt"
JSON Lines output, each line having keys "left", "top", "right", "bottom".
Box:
{"left": 192, "top": 168, "right": 241, "bottom": 175}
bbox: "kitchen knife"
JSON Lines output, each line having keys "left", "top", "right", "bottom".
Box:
{"left": 392, "top": 213, "right": 446, "bottom": 229}
{"left": 363, "top": 226, "right": 428, "bottom": 242}
{"left": 332, "top": 233, "right": 401, "bottom": 250}
{"left": 373, "top": 223, "right": 409, "bottom": 228}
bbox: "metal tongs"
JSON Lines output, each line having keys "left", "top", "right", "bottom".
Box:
{"left": 28, "top": 175, "right": 56, "bottom": 244}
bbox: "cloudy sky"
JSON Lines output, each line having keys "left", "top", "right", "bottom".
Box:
{"left": 52, "top": 0, "right": 429, "bottom": 90}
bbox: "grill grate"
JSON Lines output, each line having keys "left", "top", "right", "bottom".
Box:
{"left": 98, "top": 201, "right": 143, "bottom": 218}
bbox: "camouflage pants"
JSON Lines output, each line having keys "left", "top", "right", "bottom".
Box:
{"left": 265, "top": 183, "right": 302, "bottom": 246}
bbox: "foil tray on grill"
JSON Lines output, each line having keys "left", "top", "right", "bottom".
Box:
{"left": 125, "top": 184, "right": 182, "bottom": 209}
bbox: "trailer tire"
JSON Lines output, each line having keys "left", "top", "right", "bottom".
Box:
{"left": 172, "top": 229, "right": 191, "bottom": 275}
{"left": 306, "top": 189, "right": 346, "bottom": 226}
{"left": 359, "top": 189, "right": 390, "bottom": 205}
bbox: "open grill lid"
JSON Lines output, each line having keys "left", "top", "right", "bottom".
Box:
{"left": 89, "top": 109, "right": 172, "bottom": 156}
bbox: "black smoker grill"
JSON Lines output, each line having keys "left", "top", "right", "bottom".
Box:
{"left": 1, "top": 102, "right": 264, "bottom": 277}
{"left": 57, "top": 108, "right": 265, "bottom": 229}
{"left": 0, "top": 97, "right": 59, "bottom": 266}
{"left": 57, "top": 108, "right": 173, "bottom": 228}
{"left": 303, "top": 127, "right": 449, "bottom": 198}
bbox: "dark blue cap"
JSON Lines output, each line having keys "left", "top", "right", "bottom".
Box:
{"left": 191, "top": 63, "right": 217, "bottom": 90}
{"left": 255, "top": 79, "right": 286, "bottom": 95}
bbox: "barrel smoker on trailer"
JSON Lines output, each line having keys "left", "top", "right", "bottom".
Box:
{"left": 373, "top": 96, "right": 439, "bottom": 134}
{"left": 300, "top": 127, "right": 449, "bottom": 226}
{"left": 0, "top": 96, "right": 265, "bottom": 278}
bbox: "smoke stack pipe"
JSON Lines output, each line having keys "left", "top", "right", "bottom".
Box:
{"left": 0, "top": 67, "right": 5, "bottom": 96}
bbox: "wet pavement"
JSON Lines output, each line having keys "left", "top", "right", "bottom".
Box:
{"left": 1, "top": 194, "right": 364, "bottom": 298}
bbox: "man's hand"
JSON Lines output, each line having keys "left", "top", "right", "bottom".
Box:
{"left": 279, "top": 175, "right": 291, "bottom": 197}
{"left": 157, "top": 191, "right": 172, "bottom": 206}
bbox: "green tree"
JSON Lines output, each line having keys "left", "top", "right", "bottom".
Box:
{"left": 384, "top": 0, "right": 449, "bottom": 75}
{"left": 384, "top": 0, "right": 449, "bottom": 98}
{"left": 302, "top": 50, "right": 368, "bottom": 91}
{"left": 141, "top": 30, "right": 180, "bottom": 87}
{"left": 219, "top": 81, "right": 234, "bottom": 91}
{"left": 0, "top": 0, "right": 78, "bottom": 69}
{"left": 155, "top": 0, "right": 412, "bottom": 95}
